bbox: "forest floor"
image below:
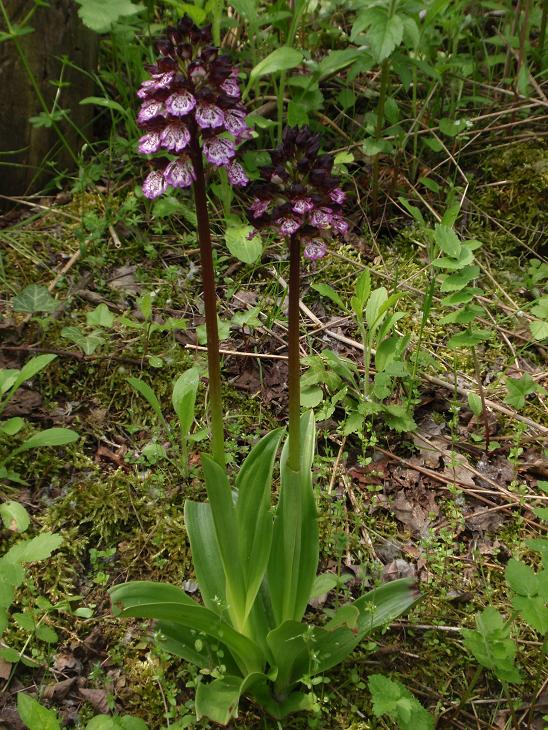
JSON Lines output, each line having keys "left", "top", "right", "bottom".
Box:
{"left": 0, "top": 131, "right": 547, "bottom": 729}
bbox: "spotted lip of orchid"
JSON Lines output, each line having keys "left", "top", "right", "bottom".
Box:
{"left": 136, "top": 15, "right": 250, "bottom": 199}
{"left": 246, "top": 126, "right": 349, "bottom": 255}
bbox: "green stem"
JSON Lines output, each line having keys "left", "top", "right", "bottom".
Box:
{"left": 191, "top": 139, "right": 225, "bottom": 468}
{"left": 287, "top": 235, "right": 301, "bottom": 472}
{"left": 371, "top": 58, "right": 390, "bottom": 212}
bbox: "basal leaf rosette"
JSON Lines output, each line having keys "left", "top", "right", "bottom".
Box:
{"left": 136, "top": 16, "right": 251, "bottom": 199}
{"left": 247, "top": 127, "right": 349, "bottom": 260}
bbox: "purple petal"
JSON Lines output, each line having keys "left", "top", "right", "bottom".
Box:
{"left": 329, "top": 187, "right": 346, "bottom": 204}
{"left": 154, "top": 71, "right": 175, "bottom": 89}
{"left": 220, "top": 77, "right": 241, "bottom": 98}
{"left": 331, "top": 216, "right": 349, "bottom": 236}
{"left": 292, "top": 197, "right": 314, "bottom": 215}
{"left": 137, "top": 80, "right": 157, "bottom": 100}
{"left": 227, "top": 161, "right": 249, "bottom": 187}
{"left": 138, "top": 131, "right": 161, "bottom": 155}
{"left": 160, "top": 123, "right": 191, "bottom": 152}
{"left": 165, "top": 91, "right": 196, "bottom": 117}
{"left": 310, "top": 207, "right": 334, "bottom": 229}
{"left": 137, "top": 100, "right": 165, "bottom": 124}
{"left": 203, "top": 137, "right": 235, "bottom": 166}
{"left": 195, "top": 103, "right": 225, "bottom": 129}
{"left": 304, "top": 239, "right": 327, "bottom": 260}
{"left": 164, "top": 157, "right": 196, "bottom": 188}
{"left": 250, "top": 198, "right": 269, "bottom": 218}
{"left": 223, "top": 108, "right": 247, "bottom": 136}
{"left": 276, "top": 217, "right": 301, "bottom": 236}
{"left": 142, "top": 170, "right": 167, "bottom": 199}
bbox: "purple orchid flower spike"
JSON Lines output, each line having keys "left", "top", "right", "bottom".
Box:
{"left": 135, "top": 16, "right": 251, "bottom": 199}
{"left": 246, "top": 126, "right": 349, "bottom": 260}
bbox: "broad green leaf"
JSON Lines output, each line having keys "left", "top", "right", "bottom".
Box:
{"left": 79, "top": 96, "right": 127, "bottom": 115}
{"left": 74, "top": 0, "right": 144, "bottom": 33}
{"left": 127, "top": 377, "right": 169, "bottom": 432}
{"left": 351, "top": 269, "right": 371, "bottom": 320}
{"left": 172, "top": 368, "right": 200, "bottom": 437}
{"left": 432, "top": 248, "right": 474, "bottom": 271}
{"left": 441, "top": 287, "right": 483, "bottom": 306}
{"left": 310, "top": 572, "right": 338, "bottom": 599}
{"left": 109, "top": 581, "right": 264, "bottom": 673}
{"left": 17, "top": 692, "right": 61, "bottom": 730}
{"left": 300, "top": 385, "right": 323, "bottom": 409}
{"left": 311, "top": 283, "right": 345, "bottom": 310}
{"left": 0, "top": 501, "right": 30, "bottom": 532}
{"left": 530, "top": 319, "right": 548, "bottom": 341}
{"left": 236, "top": 429, "right": 283, "bottom": 619}
{"left": 268, "top": 413, "right": 318, "bottom": 624}
{"left": 196, "top": 672, "right": 267, "bottom": 725}
{"left": 467, "top": 392, "right": 483, "bottom": 417}
{"left": 249, "top": 47, "right": 303, "bottom": 83}
{"left": 365, "top": 287, "right": 388, "bottom": 330}
{"left": 152, "top": 195, "right": 197, "bottom": 226}
{"left": 12, "top": 286, "right": 58, "bottom": 314}
{"left": 447, "top": 329, "right": 492, "bottom": 348}
{"left": 505, "top": 559, "right": 538, "bottom": 597}
{"left": 351, "top": 578, "right": 421, "bottom": 634}
{"left": 201, "top": 456, "right": 246, "bottom": 629}
{"left": 511, "top": 595, "right": 548, "bottom": 635}
{"left": 434, "top": 224, "right": 461, "bottom": 257}
{"left": 184, "top": 501, "right": 226, "bottom": 613}
{"left": 13, "top": 428, "right": 79, "bottom": 454}
{"left": 439, "top": 117, "right": 469, "bottom": 137}
{"left": 5, "top": 355, "right": 57, "bottom": 408}
{"left": 267, "top": 621, "right": 310, "bottom": 690}
{"left": 354, "top": 8, "right": 404, "bottom": 62}
{"left": 86, "top": 303, "right": 114, "bottom": 328}
{"left": 6, "top": 533, "right": 63, "bottom": 563}
{"left": 439, "top": 265, "right": 480, "bottom": 292}
{"left": 0, "top": 417, "right": 25, "bottom": 436}
{"left": 225, "top": 219, "right": 262, "bottom": 264}
{"left": 317, "top": 49, "right": 362, "bottom": 79}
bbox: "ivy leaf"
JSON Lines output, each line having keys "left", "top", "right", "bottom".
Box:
{"left": 504, "top": 373, "right": 538, "bottom": 410}
{"left": 74, "top": 0, "right": 144, "bottom": 33}
{"left": 86, "top": 304, "right": 114, "bottom": 328}
{"left": 12, "top": 285, "right": 58, "bottom": 314}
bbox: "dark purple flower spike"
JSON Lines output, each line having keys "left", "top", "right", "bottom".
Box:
{"left": 136, "top": 17, "right": 251, "bottom": 198}
{"left": 247, "top": 126, "right": 349, "bottom": 260}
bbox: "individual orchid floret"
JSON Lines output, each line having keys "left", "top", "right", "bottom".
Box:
{"left": 303, "top": 239, "right": 327, "bottom": 260}
{"left": 136, "top": 16, "right": 250, "bottom": 198}
{"left": 142, "top": 169, "right": 167, "bottom": 199}
{"left": 227, "top": 161, "right": 249, "bottom": 187}
{"left": 247, "top": 126, "right": 349, "bottom": 256}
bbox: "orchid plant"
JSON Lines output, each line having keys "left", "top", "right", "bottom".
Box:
{"left": 110, "top": 18, "right": 420, "bottom": 725}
